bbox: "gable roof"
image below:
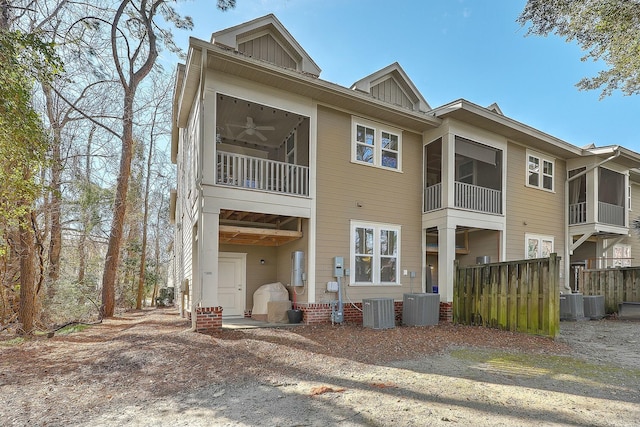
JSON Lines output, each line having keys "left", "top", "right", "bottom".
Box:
{"left": 351, "top": 62, "right": 430, "bottom": 112}
{"left": 210, "top": 14, "right": 321, "bottom": 77}
{"left": 486, "top": 102, "right": 503, "bottom": 115}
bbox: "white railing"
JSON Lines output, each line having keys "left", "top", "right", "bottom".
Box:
{"left": 569, "top": 202, "right": 587, "bottom": 224}
{"left": 424, "top": 183, "right": 442, "bottom": 212}
{"left": 598, "top": 201, "right": 624, "bottom": 226}
{"left": 424, "top": 182, "right": 502, "bottom": 214}
{"left": 454, "top": 181, "right": 502, "bottom": 214}
{"left": 216, "top": 151, "right": 309, "bottom": 197}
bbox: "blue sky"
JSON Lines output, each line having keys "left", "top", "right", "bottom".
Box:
{"left": 172, "top": 0, "right": 640, "bottom": 152}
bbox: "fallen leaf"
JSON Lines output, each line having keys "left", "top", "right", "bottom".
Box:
{"left": 310, "top": 385, "right": 346, "bottom": 396}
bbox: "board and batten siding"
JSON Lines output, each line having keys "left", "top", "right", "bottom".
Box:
{"left": 505, "top": 143, "right": 566, "bottom": 269}
{"left": 238, "top": 34, "right": 298, "bottom": 70}
{"left": 314, "top": 106, "right": 423, "bottom": 303}
{"left": 370, "top": 79, "right": 414, "bottom": 110}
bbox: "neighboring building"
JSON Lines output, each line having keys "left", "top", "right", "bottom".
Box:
{"left": 170, "top": 14, "right": 640, "bottom": 331}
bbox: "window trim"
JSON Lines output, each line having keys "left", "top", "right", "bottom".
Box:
{"left": 526, "top": 150, "right": 555, "bottom": 192}
{"left": 352, "top": 118, "right": 402, "bottom": 171}
{"left": 612, "top": 244, "right": 631, "bottom": 267}
{"left": 350, "top": 220, "right": 401, "bottom": 286}
{"left": 525, "top": 233, "right": 554, "bottom": 259}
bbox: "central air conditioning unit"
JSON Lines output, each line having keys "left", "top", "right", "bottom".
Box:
{"left": 583, "top": 295, "right": 605, "bottom": 319}
{"left": 402, "top": 293, "right": 440, "bottom": 326}
{"left": 560, "top": 293, "right": 585, "bottom": 321}
{"left": 362, "top": 298, "right": 395, "bottom": 329}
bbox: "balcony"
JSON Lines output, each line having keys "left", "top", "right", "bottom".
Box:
{"left": 217, "top": 151, "right": 309, "bottom": 197}
{"left": 598, "top": 201, "right": 624, "bottom": 226}
{"left": 424, "top": 182, "right": 502, "bottom": 214}
{"left": 568, "top": 201, "right": 625, "bottom": 227}
{"left": 569, "top": 202, "right": 587, "bottom": 225}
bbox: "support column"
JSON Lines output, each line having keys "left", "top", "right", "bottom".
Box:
{"left": 200, "top": 208, "right": 220, "bottom": 307}
{"left": 442, "top": 132, "right": 455, "bottom": 209}
{"left": 437, "top": 224, "right": 456, "bottom": 303}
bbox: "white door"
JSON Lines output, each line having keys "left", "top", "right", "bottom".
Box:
{"left": 218, "top": 253, "right": 246, "bottom": 317}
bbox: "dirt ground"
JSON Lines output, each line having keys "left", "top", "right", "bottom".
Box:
{"left": 1, "top": 308, "right": 639, "bottom": 427}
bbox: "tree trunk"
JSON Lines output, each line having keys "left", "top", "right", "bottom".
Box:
{"left": 101, "top": 92, "right": 135, "bottom": 317}
{"left": 101, "top": 0, "right": 159, "bottom": 318}
{"left": 136, "top": 129, "right": 154, "bottom": 309}
{"left": 43, "top": 85, "right": 62, "bottom": 286}
{"left": 18, "top": 211, "right": 36, "bottom": 335}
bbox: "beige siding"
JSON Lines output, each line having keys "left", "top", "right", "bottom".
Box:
{"left": 315, "top": 106, "right": 423, "bottom": 303}
{"left": 275, "top": 220, "right": 309, "bottom": 302}
{"left": 371, "top": 78, "right": 413, "bottom": 110}
{"left": 182, "top": 220, "right": 193, "bottom": 312}
{"left": 217, "top": 220, "right": 309, "bottom": 311}
{"left": 623, "top": 182, "right": 640, "bottom": 267}
{"left": 239, "top": 34, "right": 297, "bottom": 70}
{"left": 457, "top": 230, "right": 501, "bottom": 267}
{"left": 219, "top": 244, "right": 278, "bottom": 312}
{"left": 505, "top": 143, "right": 566, "bottom": 263}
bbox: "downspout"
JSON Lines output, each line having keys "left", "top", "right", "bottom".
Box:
{"left": 192, "top": 48, "right": 207, "bottom": 331}
{"left": 564, "top": 148, "right": 621, "bottom": 293}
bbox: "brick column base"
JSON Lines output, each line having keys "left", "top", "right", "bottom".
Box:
{"left": 195, "top": 306, "right": 223, "bottom": 332}
{"left": 439, "top": 302, "right": 453, "bottom": 322}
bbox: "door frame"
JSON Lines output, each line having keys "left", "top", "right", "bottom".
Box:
{"left": 219, "top": 252, "right": 247, "bottom": 318}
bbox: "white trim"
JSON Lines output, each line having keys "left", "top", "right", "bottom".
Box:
{"left": 351, "top": 117, "right": 403, "bottom": 172}
{"left": 525, "top": 233, "right": 555, "bottom": 259}
{"left": 526, "top": 149, "right": 555, "bottom": 192}
{"left": 349, "top": 220, "right": 401, "bottom": 286}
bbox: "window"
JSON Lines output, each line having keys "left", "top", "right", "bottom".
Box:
{"left": 353, "top": 119, "right": 402, "bottom": 170}
{"left": 527, "top": 150, "right": 554, "bottom": 191}
{"left": 526, "top": 234, "right": 554, "bottom": 259}
{"left": 612, "top": 244, "right": 631, "bottom": 267}
{"left": 351, "top": 221, "right": 400, "bottom": 285}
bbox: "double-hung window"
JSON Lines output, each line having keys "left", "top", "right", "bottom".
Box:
{"left": 527, "top": 150, "right": 554, "bottom": 191}
{"left": 351, "top": 221, "right": 400, "bottom": 285}
{"left": 353, "top": 118, "right": 402, "bottom": 171}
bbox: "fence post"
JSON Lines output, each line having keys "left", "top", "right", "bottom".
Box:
{"left": 547, "top": 253, "right": 559, "bottom": 337}
{"left": 453, "top": 259, "right": 460, "bottom": 323}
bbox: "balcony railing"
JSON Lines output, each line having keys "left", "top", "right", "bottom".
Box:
{"left": 455, "top": 181, "right": 502, "bottom": 214}
{"left": 423, "top": 182, "right": 502, "bottom": 214}
{"left": 598, "top": 201, "right": 625, "bottom": 226}
{"left": 569, "top": 202, "right": 587, "bottom": 225}
{"left": 569, "top": 201, "right": 625, "bottom": 227}
{"left": 424, "top": 183, "right": 442, "bottom": 211}
{"left": 216, "top": 151, "right": 309, "bottom": 197}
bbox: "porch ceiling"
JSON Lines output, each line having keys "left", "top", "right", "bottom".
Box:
{"left": 219, "top": 209, "right": 302, "bottom": 246}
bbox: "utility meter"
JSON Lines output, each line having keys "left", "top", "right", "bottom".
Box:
{"left": 333, "top": 256, "right": 344, "bottom": 277}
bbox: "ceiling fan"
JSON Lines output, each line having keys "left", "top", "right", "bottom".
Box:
{"left": 228, "top": 116, "right": 275, "bottom": 142}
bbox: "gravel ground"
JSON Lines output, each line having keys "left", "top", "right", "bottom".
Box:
{"left": 1, "top": 308, "right": 639, "bottom": 426}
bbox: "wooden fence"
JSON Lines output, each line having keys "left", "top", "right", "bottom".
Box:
{"left": 453, "top": 253, "right": 560, "bottom": 338}
{"left": 581, "top": 267, "right": 640, "bottom": 313}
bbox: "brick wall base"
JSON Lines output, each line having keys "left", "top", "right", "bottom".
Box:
{"left": 439, "top": 302, "right": 453, "bottom": 322}
{"left": 195, "top": 306, "right": 223, "bottom": 332}
{"left": 189, "top": 300, "right": 453, "bottom": 330}
{"left": 294, "top": 300, "right": 453, "bottom": 325}
{"left": 294, "top": 301, "right": 404, "bottom": 325}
